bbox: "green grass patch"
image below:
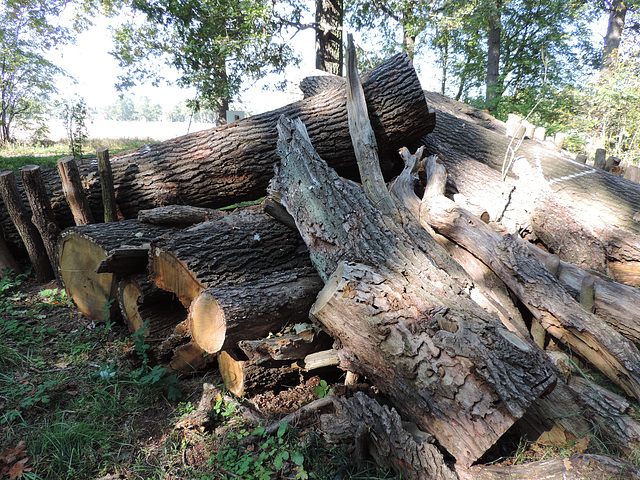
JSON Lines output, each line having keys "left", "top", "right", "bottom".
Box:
{"left": 0, "top": 137, "right": 159, "bottom": 172}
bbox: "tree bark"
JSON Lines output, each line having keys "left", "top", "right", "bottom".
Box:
{"left": 601, "top": 0, "right": 628, "bottom": 72}
{"left": 315, "top": 0, "right": 343, "bottom": 76}
{"left": 57, "top": 156, "right": 94, "bottom": 226}
{"left": 20, "top": 165, "right": 60, "bottom": 274}
{"left": 420, "top": 91, "right": 640, "bottom": 284}
{"left": 485, "top": 0, "right": 502, "bottom": 112}
{"left": 188, "top": 272, "right": 323, "bottom": 354}
{"left": 149, "top": 205, "right": 314, "bottom": 308}
{"left": 58, "top": 220, "right": 175, "bottom": 321}
{"left": 96, "top": 147, "right": 118, "bottom": 223}
{"left": 138, "top": 205, "right": 225, "bottom": 227}
{"left": 0, "top": 171, "right": 53, "bottom": 282}
{"left": 271, "top": 114, "right": 556, "bottom": 467}
{"left": 0, "top": 224, "right": 20, "bottom": 275}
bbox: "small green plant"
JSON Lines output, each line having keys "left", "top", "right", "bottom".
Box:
{"left": 63, "top": 97, "right": 89, "bottom": 159}
{"left": 314, "top": 379, "right": 333, "bottom": 399}
{"left": 101, "top": 295, "right": 116, "bottom": 332}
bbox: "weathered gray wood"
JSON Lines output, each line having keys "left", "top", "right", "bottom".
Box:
{"left": 96, "top": 147, "right": 118, "bottom": 222}
{"left": 137, "top": 205, "right": 225, "bottom": 227}
{"left": 57, "top": 156, "right": 94, "bottom": 225}
{"left": 0, "top": 170, "right": 53, "bottom": 282}
{"left": 594, "top": 148, "right": 607, "bottom": 170}
{"left": 20, "top": 165, "right": 60, "bottom": 273}
{"left": 238, "top": 325, "right": 332, "bottom": 365}
{"left": 272, "top": 115, "right": 556, "bottom": 467}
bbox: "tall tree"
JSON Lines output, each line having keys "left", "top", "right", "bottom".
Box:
{"left": 316, "top": 0, "right": 344, "bottom": 76}
{"left": 112, "top": 0, "right": 307, "bottom": 124}
{"left": 485, "top": 0, "right": 502, "bottom": 111}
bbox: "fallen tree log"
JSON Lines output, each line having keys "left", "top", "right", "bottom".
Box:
{"left": 423, "top": 194, "right": 640, "bottom": 400}
{"left": 188, "top": 272, "right": 323, "bottom": 355}
{"left": 149, "top": 205, "right": 314, "bottom": 307}
{"left": 271, "top": 112, "right": 556, "bottom": 467}
{"left": 0, "top": 52, "right": 434, "bottom": 255}
{"left": 420, "top": 91, "right": 640, "bottom": 286}
{"left": 58, "top": 220, "right": 175, "bottom": 321}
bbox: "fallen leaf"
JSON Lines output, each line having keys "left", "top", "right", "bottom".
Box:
{"left": 8, "top": 457, "right": 30, "bottom": 479}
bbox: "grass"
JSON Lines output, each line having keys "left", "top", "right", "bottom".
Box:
{"left": 0, "top": 137, "right": 157, "bottom": 173}
{"left": 0, "top": 271, "right": 399, "bottom": 479}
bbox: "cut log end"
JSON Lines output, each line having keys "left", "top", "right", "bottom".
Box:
{"left": 150, "top": 248, "right": 204, "bottom": 307}
{"left": 189, "top": 291, "right": 226, "bottom": 354}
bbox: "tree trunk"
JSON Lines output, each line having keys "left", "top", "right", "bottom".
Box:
{"left": 420, "top": 91, "right": 640, "bottom": 284}
{"left": 601, "top": 0, "right": 627, "bottom": 72}
{"left": 188, "top": 272, "right": 323, "bottom": 354}
{"left": 0, "top": 52, "right": 434, "bottom": 257}
{"left": 485, "top": 0, "right": 502, "bottom": 112}
{"left": 137, "top": 205, "right": 225, "bottom": 227}
{"left": 57, "top": 156, "right": 94, "bottom": 226}
{"left": 0, "top": 171, "right": 53, "bottom": 282}
{"left": 315, "top": 0, "right": 343, "bottom": 76}
{"left": 96, "top": 147, "right": 118, "bottom": 223}
{"left": 149, "top": 205, "right": 314, "bottom": 308}
{"left": 271, "top": 114, "right": 556, "bottom": 467}
{"left": 58, "top": 220, "right": 175, "bottom": 321}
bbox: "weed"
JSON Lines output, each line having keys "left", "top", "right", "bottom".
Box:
{"left": 314, "top": 379, "right": 333, "bottom": 399}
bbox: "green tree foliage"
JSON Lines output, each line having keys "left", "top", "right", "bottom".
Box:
{"left": 112, "top": 0, "right": 307, "bottom": 123}
{"left": 0, "top": 0, "right": 120, "bottom": 144}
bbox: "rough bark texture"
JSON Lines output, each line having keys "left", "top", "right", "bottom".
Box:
{"left": 138, "top": 205, "right": 225, "bottom": 227}
{"left": 425, "top": 195, "right": 640, "bottom": 401}
{"left": 58, "top": 220, "right": 175, "bottom": 321}
{"left": 20, "top": 165, "right": 60, "bottom": 273}
{"left": 0, "top": 171, "right": 53, "bottom": 282}
{"left": 322, "top": 392, "right": 458, "bottom": 480}
{"left": 0, "top": 53, "right": 434, "bottom": 257}
{"left": 0, "top": 225, "right": 20, "bottom": 274}
{"left": 188, "top": 271, "right": 323, "bottom": 354}
{"left": 96, "top": 147, "right": 118, "bottom": 223}
{"left": 271, "top": 115, "right": 556, "bottom": 467}
{"left": 57, "top": 156, "right": 94, "bottom": 226}
{"left": 419, "top": 91, "right": 640, "bottom": 285}
{"left": 149, "top": 206, "right": 314, "bottom": 308}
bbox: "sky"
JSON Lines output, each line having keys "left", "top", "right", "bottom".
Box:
{"left": 46, "top": 10, "right": 323, "bottom": 117}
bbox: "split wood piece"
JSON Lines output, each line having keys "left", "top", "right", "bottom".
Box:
{"left": 217, "top": 349, "right": 302, "bottom": 398}
{"left": 0, "top": 53, "right": 434, "bottom": 256}
{"left": 58, "top": 220, "right": 175, "bottom": 321}
{"left": 138, "top": 205, "right": 225, "bottom": 227}
{"left": 458, "top": 454, "right": 640, "bottom": 480}
{"left": 0, "top": 171, "right": 54, "bottom": 282}
{"left": 95, "top": 246, "right": 150, "bottom": 274}
{"left": 20, "top": 165, "right": 60, "bottom": 274}
{"left": 0, "top": 224, "right": 21, "bottom": 275}
{"left": 524, "top": 244, "right": 640, "bottom": 344}
{"left": 96, "top": 147, "right": 118, "bottom": 223}
{"left": 304, "top": 349, "right": 340, "bottom": 371}
{"left": 568, "top": 376, "right": 640, "bottom": 455}
{"left": 237, "top": 325, "right": 333, "bottom": 365}
{"left": 149, "top": 205, "right": 315, "bottom": 308}
{"left": 320, "top": 392, "right": 458, "bottom": 480}
{"left": 420, "top": 91, "right": 640, "bottom": 283}
{"left": 57, "top": 156, "right": 94, "bottom": 225}
{"left": 424, "top": 195, "right": 640, "bottom": 401}
{"left": 188, "top": 272, "right": 323, "bottom": 355}
{"left": 169, "top": 340, "right": 216, "bottom": 373}
{"left": 391, "top": 150, "right": 528, "bottom": 337}
{"left": 272, "top": 116, "right": 556, "bottom": 467}
{"left": 116, "top": 274, "right": 186, "bottom": 338}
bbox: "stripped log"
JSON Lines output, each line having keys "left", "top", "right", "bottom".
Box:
{"left": 0, "top": 170, "right": 53, "bottom": 282}
{"left": 58, "top": 220, "right": 174, "bottom": 321}
{"left": 423, "top": 194, "right": 640, "bottom": 401}
{"left": 20, "top": 165, "right": 60, "bottom": 273}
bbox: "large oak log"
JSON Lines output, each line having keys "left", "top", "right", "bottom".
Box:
{"left": 149, "top": 205, "right": 314, "bottom": 307}
{"left": 420, "top": 91, "right": 640, "bottom": 286}
{"left": 58, "top": 220, "right": 175, "bottom": 321}
{"left": 271, "top": 114, "right": 556, "bottom": 467}
{"left": 0, "top": 53, "right": 434, "bottom": 255}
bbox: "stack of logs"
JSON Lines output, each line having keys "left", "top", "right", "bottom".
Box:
{"left": 1, "top": 42, "right": 640, "bottom": 479}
